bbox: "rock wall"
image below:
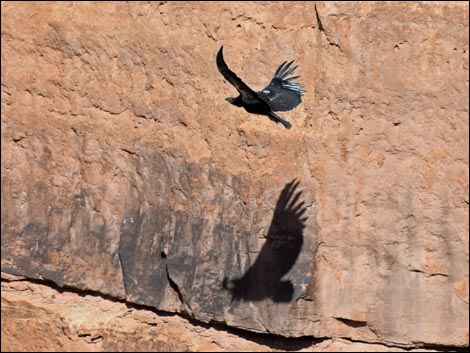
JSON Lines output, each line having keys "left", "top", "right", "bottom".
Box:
{"left": 1, "top": 1, "right": 468, "bottom": 351}
{"left": 1, "top": 273, "right": 443, "bottom": 352}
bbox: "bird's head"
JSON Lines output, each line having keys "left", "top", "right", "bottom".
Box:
{"left": 225, "top": 96, "right": 243, "bottom": 107}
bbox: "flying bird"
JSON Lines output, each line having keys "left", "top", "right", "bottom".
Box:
{"left": 216, "top": 46, "right": 305, "bottom": 129}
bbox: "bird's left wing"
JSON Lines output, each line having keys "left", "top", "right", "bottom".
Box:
{"left": 216, "top": 46, "right": 260, "bottom": 103}
{"left": 258, "top": 60, "right": 305, "bottom": 112}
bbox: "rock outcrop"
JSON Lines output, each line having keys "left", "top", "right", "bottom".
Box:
{"left": 0, "top": 274, "right": 443, "bottom": 352}
{"left": 1, "top": 1, "right": 468, "bottom": 351}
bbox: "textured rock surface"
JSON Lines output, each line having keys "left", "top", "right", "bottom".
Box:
{"left": 1, "top": 1, "right": 468, "bottom": 350}
{"left": 0, "top": 274, "right": 283, "bottom": 352}
{"left": 1, "top": 274, "right": 440, "bottom": 352}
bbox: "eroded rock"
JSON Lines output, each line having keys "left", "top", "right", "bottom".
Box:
{"left": 1, "top": 1, "right": 468, "bottom": 348}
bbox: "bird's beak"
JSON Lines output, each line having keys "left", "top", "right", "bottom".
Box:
{"left": 225, "top": 97, "right": 235, "bottom": 104}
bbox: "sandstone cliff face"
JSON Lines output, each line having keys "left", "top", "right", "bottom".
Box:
{"left": 0, "top": 274, "right": 443, "bottom": 352}
{"left": 1, "top": 1, "right": 468, "bottom": 351}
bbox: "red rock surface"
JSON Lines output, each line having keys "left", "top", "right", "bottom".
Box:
{"left": 1, "top": 1, "right": 468, "bottom": 351}
{"left": 1, "top": 274, "right": 440, "bottom": 352}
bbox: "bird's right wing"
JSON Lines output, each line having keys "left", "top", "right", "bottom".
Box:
{"left": 216, "top": 46, "right": 260, "bottom": 103}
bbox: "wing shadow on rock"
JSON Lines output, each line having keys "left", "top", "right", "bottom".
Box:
{"left": 223, "top": 179, "right": 308, "bottom": 302}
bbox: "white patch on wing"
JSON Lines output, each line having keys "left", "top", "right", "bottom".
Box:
{"left": 263, "top": 89, "right": 271, "bottom": 94}
{"left": 271, "top": 92, "right": 281, "bottom": 100}
{"left": 282, "top": 83, "right": 305, "bottom": 95}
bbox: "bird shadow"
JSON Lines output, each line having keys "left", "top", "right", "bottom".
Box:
{"left": 223, "top": 179, "right": 308, "bottom": 303}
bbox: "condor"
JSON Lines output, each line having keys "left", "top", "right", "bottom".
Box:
{"left": 216, "top": 46, "right": 305, "bottom": 129}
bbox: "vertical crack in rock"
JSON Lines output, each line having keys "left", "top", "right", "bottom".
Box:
{"left": 315, "top": 4, "right": 325, "bottom": 33}
{"left": 162, "top": 251, "right": 192, "bottom": 315}
{"left": 117, "top": 249, "right": 128, "bottom": 299}
{"left": 314, "top": 4, "right": 343, "bottom": 52}
{"left": 165, "top": 264, "right": 184, "bottom": 306}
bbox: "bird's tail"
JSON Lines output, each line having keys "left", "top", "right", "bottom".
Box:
{"left": 268, "top": 111, "right": 292, "bottom": 129}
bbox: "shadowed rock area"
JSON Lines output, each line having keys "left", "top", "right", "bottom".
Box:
{"left": 4, "top": 274, "right": 450, "bottom": 352}
{"left": 223, "top": 180, "right": 309, "bottom": 303}
{"left": 1, "top": 1, "right": 468, "bottom": 351}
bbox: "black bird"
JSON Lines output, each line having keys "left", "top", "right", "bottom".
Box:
{"left": 216, "top": 46, "right": 305, "bottom": 129}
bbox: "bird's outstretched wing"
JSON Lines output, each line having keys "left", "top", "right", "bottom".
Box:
{"left": 216, "top": 46, "right": 259, "bottom": 103}
{"left": 258, "top": 60, "right": 305, "bottom": 112}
